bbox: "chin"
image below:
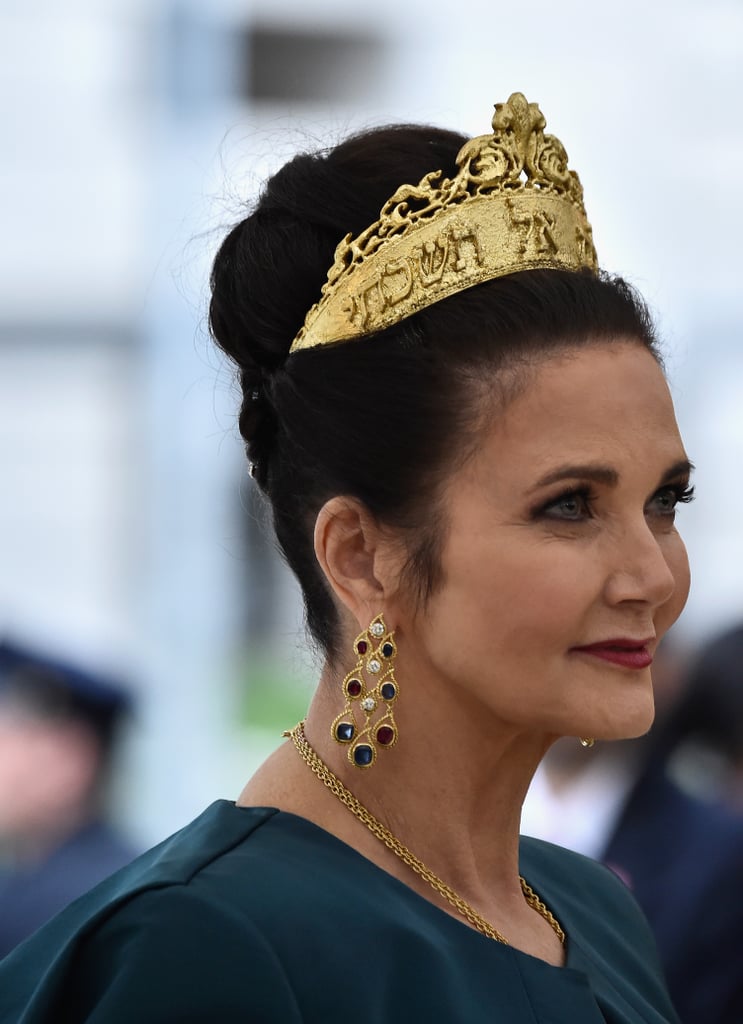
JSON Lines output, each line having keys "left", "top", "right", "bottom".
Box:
{"left": 580, "top": 686, "right": 656, "bottom": 742}
{"left": 599, "top": 701, "right": 656, "bottom": 741}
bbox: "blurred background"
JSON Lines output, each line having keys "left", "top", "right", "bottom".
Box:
{"left": 1, "top": 0, "right": 742, "bottom": 851}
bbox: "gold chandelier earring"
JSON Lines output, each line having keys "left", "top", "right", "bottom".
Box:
{"left": 331, "top": 615, "right": 399, "bottom": 768}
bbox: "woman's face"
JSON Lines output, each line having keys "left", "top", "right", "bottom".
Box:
{"left": 405, "top": 341, "right": 691, "bottom": 742}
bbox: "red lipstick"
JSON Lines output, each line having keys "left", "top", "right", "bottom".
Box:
{"left": 571, "top": 638, "right": 654, "bottom": 670}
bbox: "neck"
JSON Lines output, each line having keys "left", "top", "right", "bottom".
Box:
{"left": 302, "top": 663, "right": 552, "bottom": 899}
{"left": 240, "top": 659, "right": 564, "bottom": 963}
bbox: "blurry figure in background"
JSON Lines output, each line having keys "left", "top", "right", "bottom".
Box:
{"left": 661, "top": 623, "right": 743, "bottom": 811}
{"left": 522, "top": 630, "right": 743, "bottom": 1023}
{"left": 0, "top": 641, "right": 138, "bottom": 958}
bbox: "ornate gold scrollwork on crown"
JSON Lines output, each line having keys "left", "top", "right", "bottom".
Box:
{"left": 290, "top": 92, "right": 598, "bottom": 353}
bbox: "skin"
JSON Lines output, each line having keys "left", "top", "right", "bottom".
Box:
{"left": 240, "top": 339, "right": 692, "bottom": 966}
{"left": 0, "top": 701, "right": 101, "bottom": 857}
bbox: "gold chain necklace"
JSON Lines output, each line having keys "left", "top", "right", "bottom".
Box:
{"left": 285, "top": 721, "right": 565, "bottom": 946}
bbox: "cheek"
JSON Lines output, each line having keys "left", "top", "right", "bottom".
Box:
{"left": 658, "top": 533, "right": 691, "bottom": 631}
{"left": 433, "top": 543, "right": 593, "bottom": 652}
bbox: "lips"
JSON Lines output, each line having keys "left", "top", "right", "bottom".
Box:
{"left": 570, "top": 638, "right": 654, "bottom": 670}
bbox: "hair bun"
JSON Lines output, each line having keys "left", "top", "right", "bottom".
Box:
{"left": 210, "top": 128, "right": 469, "bottom": 383}
{"left": 209, "top": 126, "right": 469, "bottom": 467}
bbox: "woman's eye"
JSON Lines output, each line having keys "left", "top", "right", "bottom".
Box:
{"left": 541, "top": 490, "right": 592, "bottom": 521}
{"left": 647, "top": 484, "right": 695, "bottom": 518}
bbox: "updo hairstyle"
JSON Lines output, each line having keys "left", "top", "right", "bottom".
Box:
{"left": 209, "top": 125, "right": 659, "bottom": 662}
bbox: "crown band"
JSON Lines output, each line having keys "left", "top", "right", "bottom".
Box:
{"left": 290, "top": 93, "right": 598, "bottom": 353}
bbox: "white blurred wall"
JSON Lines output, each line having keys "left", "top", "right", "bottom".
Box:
{"left": 0, "top": 0, "right": 741, "bottom": 843}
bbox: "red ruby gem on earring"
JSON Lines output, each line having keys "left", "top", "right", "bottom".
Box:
{"left": 357, "top": 640, "right": 368, "bottom": 655}
{"left": 376, "top": 725, "right": 395, "bottom": 746}
{"left": 346, "top": 679, "right": 362, "bottom": 697}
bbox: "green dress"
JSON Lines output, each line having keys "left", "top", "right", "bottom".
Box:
{"left": 0, "top": 802, "right": 680, "bottom": 1023}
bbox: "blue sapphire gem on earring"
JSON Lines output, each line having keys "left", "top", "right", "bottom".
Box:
{"left": 335, "top": 722, "right": 355, "bottom": 743}
{"left": 381, "top": 641, "right": 394, "bottom": 658}
{"left": 380, "top": 681, "right": 397, "bottom": 701}
{"left": 352, "top": 744, "right": 374, "bottom": 767}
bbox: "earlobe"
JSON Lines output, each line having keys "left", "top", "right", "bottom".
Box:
{"left": 314, "top": 497, "right": 389, "bottom": 626}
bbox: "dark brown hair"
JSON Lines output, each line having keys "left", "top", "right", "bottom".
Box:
{"left": 209, "top": 125, "right": 658, "bottom": 660}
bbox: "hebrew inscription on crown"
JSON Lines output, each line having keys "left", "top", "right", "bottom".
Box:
{"left": 291, "top": 93, "right": 598, "bottom": 352}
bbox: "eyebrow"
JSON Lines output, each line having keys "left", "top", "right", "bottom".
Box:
{"left": 530, "top": 458, "right": 694, "bottom": 493}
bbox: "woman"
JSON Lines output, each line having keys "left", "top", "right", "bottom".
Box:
{"left": 0, "top": 93, "right": 692, "bottom": 1022}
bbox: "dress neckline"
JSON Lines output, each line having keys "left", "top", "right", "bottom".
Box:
{"left": 224, "top": 800, "right": 587, "bottom": 973}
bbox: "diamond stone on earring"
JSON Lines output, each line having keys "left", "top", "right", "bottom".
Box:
{"left": 361, "top": 697, "right": 376, "bottom": 713}
{"left": 370, "top": 622, "right": 385, "bottom": 637}
{"left": 367, "top": 659, "right": 381, "bottom": 674}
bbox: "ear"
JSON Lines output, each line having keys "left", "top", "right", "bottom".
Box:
{"left": 314, "top": 496, "right": 400, "bottom": 629}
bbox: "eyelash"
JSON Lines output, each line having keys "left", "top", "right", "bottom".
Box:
{"left": 536, "top": 483, "right": 695, "bottom": 522}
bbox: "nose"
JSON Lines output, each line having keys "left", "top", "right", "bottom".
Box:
{"left": 603, "top": 519, "right": 677, "bottom": 610}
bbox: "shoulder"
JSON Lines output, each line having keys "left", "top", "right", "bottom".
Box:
{"left": 521, "top": 831, "right": 631, "bottom": 891}
{"left": 0, "top": 802, "right": 306, "bottom": 1024}
{"left": 45, "top": 883, "right": 303, "bottom": 1023}
{"left": 520, "top": 833, "right": 653, "bottom": 932}
{"left": 523, "top": 835, "right": 646, "bottom": 925}
{"left": 519, "top": 835, "right": 673, "bottom": 997}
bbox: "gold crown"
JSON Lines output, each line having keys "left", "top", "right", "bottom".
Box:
{"left": 290, "top": 93, "right": 598, "bottom": 353}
